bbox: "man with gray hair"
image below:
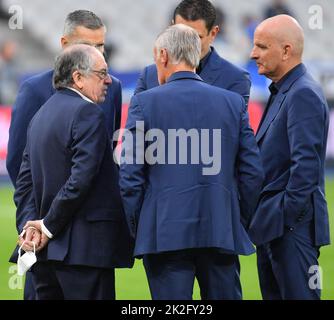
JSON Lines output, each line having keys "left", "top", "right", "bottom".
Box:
{"left": 12, "top": 44, "right": 133, "bottom": 300}
{"left": 119, "top": 24, "right": 263, "bottom": 299}
{"left": 6, "top": 9, "right": 123, "bottom": 300}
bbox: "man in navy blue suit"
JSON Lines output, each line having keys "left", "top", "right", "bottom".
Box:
{"left": 15, "top": 44, "right": 133, "bottom": 300}
{"left": 119, "top": 24, "right": 263, "bottom": 300}
{"left": 135, "top": 0, "right": 251, "bottom": 108}
{"left": 7, "top": 10, "right": 122, "bottom": 187}
{"left": 249, "top": 15, "right": 330, "bottom": 300}
{"left": 6, "top": 10, "right": 122, "bottom": 300}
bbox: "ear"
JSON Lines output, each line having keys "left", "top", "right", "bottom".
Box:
{"left": 209, "top": 25, "right": 219, "bottom": 41}
{"left": 60, "top": 36, "right": 68, "bottom": 49}
{"left": 160, "top": 48, "right": 169, "bottom": 68}
{"left": 282, "top": 44, "right": 292, "bottom": 61}
{"left": 72, "top": 70, "right": 84, "bottom": 89}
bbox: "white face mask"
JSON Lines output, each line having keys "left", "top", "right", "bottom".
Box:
{"left": 17, "top": 242, "right": 37, "bottom": 276}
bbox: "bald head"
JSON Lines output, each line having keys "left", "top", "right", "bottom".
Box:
{"left": 251, "top": 15, "right": 304, "bottom": 82}
{"left": 258, "top": 15, "right": 304, "bottom": 57}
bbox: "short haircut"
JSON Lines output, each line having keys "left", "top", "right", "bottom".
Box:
{"left": 155, "top": 24, "right": 201, "bottom": 68}
{"left": 173, "top": 0, "right": 217, "bottom": 32}
{"left": 63, "top": 10, "right": 105, "bottom": 36}
{"left": 53, "top": 44, "right": 96, "bottom": 89}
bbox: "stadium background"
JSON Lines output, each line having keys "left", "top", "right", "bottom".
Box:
{"left": 0, "top": 0, "right": 333, "bottom": 299}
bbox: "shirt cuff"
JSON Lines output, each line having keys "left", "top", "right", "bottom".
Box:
{"left": 41, "top": 220, "right": 53, "bottom": 239}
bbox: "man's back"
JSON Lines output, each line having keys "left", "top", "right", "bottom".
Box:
{"left": 17, "top": 88, "right": 133, "bottom": 269}
{"left": 138, "top": 73, "right": 244, "bottom": 185}
{"left": 27, "top": 89, "right": 114, "bottom": 214}
{"left": 121, "top": 72, "right": 263, "bottom": 257}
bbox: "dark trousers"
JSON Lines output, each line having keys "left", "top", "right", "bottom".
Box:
{"left": 143, "top": 249, "right": 242, "bottom": 300}
{"left": 32, "top": 261, "right": 115, "bottom": 300}
{"left": 24, "top": 271, "right": 36, "bottom": 300}
{"left": 257, "top": 221, "right": 321, "bottom": 300}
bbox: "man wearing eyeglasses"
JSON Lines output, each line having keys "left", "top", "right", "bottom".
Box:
{"left": 12, "top": 44, "right": 134, "bottom": 300}
{"left": 6, "top": 10, "right": 123, "bottom": 300}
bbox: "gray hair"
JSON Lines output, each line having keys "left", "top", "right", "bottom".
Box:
{"left": 63, "top": 10, "right": 105, "bottom": 36}
{"left": 53, "top": 44, "right": 97, "bottom": 89}
{"left": 155, "top": 24, "right": 201, "bottom": 68}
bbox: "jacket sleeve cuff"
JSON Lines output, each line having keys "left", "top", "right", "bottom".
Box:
{"left": 41, "top": 219, "right": 53, "bottom": 239}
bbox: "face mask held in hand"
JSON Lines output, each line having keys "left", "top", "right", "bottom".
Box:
{"left": 17, "top": 241, "right": 37, "bottom": 276}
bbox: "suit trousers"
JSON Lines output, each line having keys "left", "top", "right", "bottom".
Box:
{"left": 32, "top": 261, "right": 115, "bottom": 300}
{"left": 23, "top": 271, "right": 36, "bottom": 300}
{"left": 256, "top": 220, "right": 321, "bottom": 300}
{"left": 143, "top": 248, "right": 242, "bottom": 300}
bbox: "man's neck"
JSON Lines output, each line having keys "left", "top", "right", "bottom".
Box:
{"left": 67, "top": 86, "right": 94, "bottom": 104}
{"left": 165, "top": 64, "right": 195, "bottom": 82}
{"left": 200, "top": 48, "right": 211, "bottom": 61}
{"left": 270, "top": 60, "right": 302, "bottom": 83}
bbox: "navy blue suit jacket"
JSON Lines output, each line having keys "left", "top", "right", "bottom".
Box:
{"left": 134, "top": 47, "right": 251, "bottom": 108}
{"left": 120, "top": 72, "right": 264, "bottom": 257}
{"left": 7, "top": 69, "right": 122, "bottom": 187}
{"left": 11, "top": 89, "right": 134, "bottom": 269}
{"left": 249, "top": 64, "right": 330, "bottom": 247}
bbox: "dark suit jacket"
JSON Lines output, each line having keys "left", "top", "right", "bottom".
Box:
{"left": 11, "top": 88, "right": 134, "bottom": 269}
{"left": 134, "top": 47, "right": 251, "bottom": 108}
{"left": 119, "top": 71, "right": 264, "bottom": 257}
{"left": 249, "top": 64, "right": 330, "bottom": 247}
{"left": 6, "top": 69, "right": 122, "bottom": 187}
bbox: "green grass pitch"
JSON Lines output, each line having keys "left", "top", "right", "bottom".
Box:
{"left": 1, "top": 179, "right": 333, "bottom": 300}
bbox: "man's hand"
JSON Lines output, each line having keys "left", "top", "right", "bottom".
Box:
{"left": 37, "top": 232, "right": 50, "bottom": 252}
{"left": 23, "top": 220, "right": 42, "bottom": 232}
{"left": 18, "top": 226, "right": 41, "bottom": 252}
{"left": 21, "top": 220, "right": 50, "bottom": 252}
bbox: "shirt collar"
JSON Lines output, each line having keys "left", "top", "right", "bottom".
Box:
{"left": 269, "top": 63, "right": 302, "bottom": 94}
{"left": 167, "top": 71, "right": 203, "bottom": 83}
{"left": 66, "top": 87, "right": 94, "bottom": 104}
{"left": 197, "top": 48, "right": 212, "bottom": 74}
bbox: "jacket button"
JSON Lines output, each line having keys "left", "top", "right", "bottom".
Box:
{"left": 289, "top": 227, "right": 294, "bottom": 231}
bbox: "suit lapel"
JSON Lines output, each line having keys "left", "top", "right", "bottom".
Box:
{"left": 256, "top": 63, "right": 307, "bottom": 143}
{"left": 256, "top": 92, "right": 286, "bottom": 143}
{"left": 199, "top": 48, "right": 222, "bottom": 85}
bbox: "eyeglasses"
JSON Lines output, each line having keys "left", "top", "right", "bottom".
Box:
{"left": 90, "top": 69, "right": 111, "bottom": 81}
